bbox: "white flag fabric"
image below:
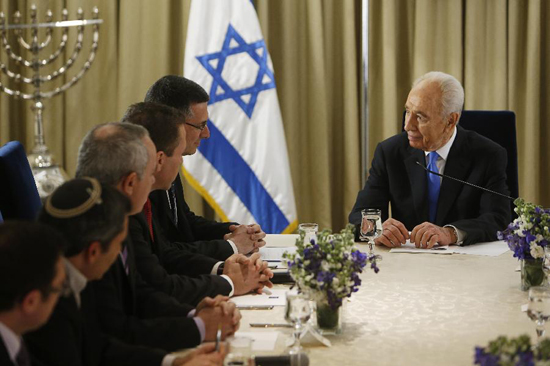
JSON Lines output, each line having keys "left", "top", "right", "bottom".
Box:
{"left": 183, "top": 0, "right": 297, "bottom": 234}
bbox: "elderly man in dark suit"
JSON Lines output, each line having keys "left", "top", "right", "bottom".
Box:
{"left": 0, "top": 221, "right": 65, "bottom": 366}
{"left": 349, "top": 71, "right": 510, "bottom": 248}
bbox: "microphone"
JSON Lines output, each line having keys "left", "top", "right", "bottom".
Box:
{"left": 415, "top": 161, "right": 515, "bottom": 201}
{"left": 254, "top": 353, "right": 309, "bottom": 366}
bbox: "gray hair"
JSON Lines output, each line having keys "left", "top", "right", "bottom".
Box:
{"left": 76, "top": 122, "right": 150, "bottom": 186}
{"left": 412, "top": 71, "right": 464, "bottom": 117}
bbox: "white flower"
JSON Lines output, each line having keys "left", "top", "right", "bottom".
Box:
{"left": 530, "top": 243, "right": 545, "bottom": 259}
{"left": 321, "top": 260, "right": 330, "bottom": 271}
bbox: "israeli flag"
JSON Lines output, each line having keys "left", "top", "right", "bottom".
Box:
{"left": 183, "top": 0, "right": 297, "bottom": 234}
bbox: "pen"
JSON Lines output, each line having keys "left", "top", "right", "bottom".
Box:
{"left": 250, "top": 322, "right": 293, "bottom": 328}
{"left": 236, "top": 305, "right": 274, "bottom": 310}
{"left": 215, "top": 324, "right": 221, "bottom": 352}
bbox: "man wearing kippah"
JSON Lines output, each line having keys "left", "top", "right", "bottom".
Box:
{"left": 0, "top": 221, "right": 65, "bottom": 366}
{"left": 144, "top": 75, "right": 267, "bottom": 256}
{"left": 25, "top": 178, "right": 227, "bottom": 366}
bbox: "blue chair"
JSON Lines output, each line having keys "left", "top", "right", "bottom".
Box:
{"left": 403, "top": 110, "right": 519, "bottom": 215}
{"left": 0, "top": 141, "right": 42, "bottom": 220}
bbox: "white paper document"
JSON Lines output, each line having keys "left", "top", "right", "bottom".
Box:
{"left": 230, "top": 288, "right": 296, "bottom": 307}
{"left": 389, "top": 240, "right": 509, "bottom": 257}
{"left": 264, "top": 234, "right": 299, "bottom": 247}
{"left": 234, "top": 331, "right": 280, "bottom": 351}
{"left": 259, "top": 246, "right": 296, "bottom": 261}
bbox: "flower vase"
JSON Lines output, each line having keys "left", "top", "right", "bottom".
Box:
{"left": 315, "top": 300, "right": 342, "bottom": 335}
{"left": 521, "top": 258, "right": 546, "bottom": 291}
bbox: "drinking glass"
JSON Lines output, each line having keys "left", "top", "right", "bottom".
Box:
{"left": 360, "top": 209, "right": 382, "bottom": 257}
{"left": 527, "top": 286, "right": 550, "bottom": 347}
{"left": 224, "top": 336, "right": 252, "bottom": 366}
{"left": 284, "top": 292, "right": 311, "bottom": 364}
{"left": 298, "top": 223, "right": 318, "bottom": 245}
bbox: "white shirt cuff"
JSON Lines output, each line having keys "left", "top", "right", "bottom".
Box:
{"left": 162, "top": 355, "right": 176, "bottom": 366}
{"left": 226, "top": 239, "right": 238, "bottom": 254}
{"left": 220, "top": 274, "right": 235, "bottom": 297}
{"left": 444, "top": 225, "right": 466, "bottom": 245}
{"left": 210, "top": 261, "right": 223, "bottom": 275}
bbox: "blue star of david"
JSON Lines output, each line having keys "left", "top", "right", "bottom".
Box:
{"left": 196, "top": 24, "right": 276, "bottom": 119}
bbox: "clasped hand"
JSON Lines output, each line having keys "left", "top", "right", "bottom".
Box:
{"left": 375, "top": 218, "right": 455, "bottom": 249}
{"left": 223, "top": 252, "right": 273, "bottom": 295}
{"left": 224, "top": 224, "right": 266, "bottom": 254}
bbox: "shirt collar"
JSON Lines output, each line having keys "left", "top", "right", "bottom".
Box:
{"left": 424, "top": 126, "right": 457, "bottom": 161}
{"left": 64, "top": 258, "right": 88, "bottom": 299}
{"left": 0, "top": 321, "right": 21, "bottom": 363}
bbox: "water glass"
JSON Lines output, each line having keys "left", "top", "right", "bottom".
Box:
{"left": 298, "top": 223, "right": 318, "bottom": 245}
{"left": 360, "top": 209, "right": 382, "bottom": 256}
{"left": 284, "top": 292, "right": 312, "bottom": 362}
{"left": 527, "top": 286, "right": 550, "bottom": 347}
{"left": 224, "top": 336, "right": 253, "bottom": 366}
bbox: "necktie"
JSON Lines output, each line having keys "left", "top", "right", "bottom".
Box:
{"left": 427, "top": 151, "right": 440, "bottom": 223}
{"left": 16, "top": 341, "right": 31, "bottom": 366}
{"left": 169, "top": 184, "right": 178, "bottom": 226}
{"left": 143, "top": 198, "right": 154, "bottom": 242}
{"left": 120, "top": 245, "right": 130, "bottom": 275}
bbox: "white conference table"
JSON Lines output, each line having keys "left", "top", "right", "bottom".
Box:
{"left": 240, "top": 237, "right": 536, "bottom": 366}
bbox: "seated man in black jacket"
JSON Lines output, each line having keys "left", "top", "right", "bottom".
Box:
{"left": 0, "top": 221, "right": 66, "bottom": 366}
{"left": 26, "top": 178, "right": 227, "bottom": 366}
{"left": 120, "top": 102, "right": 273, "bottom": 298}
{"left": 144, "top": 75, "right": 266, "bottom": 256}
{"left": 74, "top": 124, "right": 240, "bottom": 349}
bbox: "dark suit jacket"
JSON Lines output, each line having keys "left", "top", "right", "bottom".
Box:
{"left": 129, "top": 212, "right": 233, "bottom": 305}
{"left": 349, "top": 127, "right": 511, "bottom": 245}
{"left": 149, "top": 177, "right": 235, "bottom": 261}
{"left": 24, "top": 285, "right": 166, "bottom": 366}
{"left": 0, "top": 337, "right": 15, "bottom": 366}
{"left": 91, "top": 238, "right": 201, "bottom": 352}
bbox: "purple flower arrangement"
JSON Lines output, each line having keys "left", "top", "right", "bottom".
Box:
{"left": 497, "top": 198, "right": 550, "bottom": 260}
{"left": 475, "top": 335, "right": 550, "bottom": 366}
{"left": 284, "top": 224, "right": 379, "bottom": 310}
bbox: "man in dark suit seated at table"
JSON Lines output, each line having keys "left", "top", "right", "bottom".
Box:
{"left": 349, "top": 71, "right": 510, "bottom": 248}
{"left": 0, "top": 221, "right": 65, "bottom": 366}
{"left": 26, "top": 178, "right": 228, "bottom": 366}
{"left": 144, "top": 75, "right": 266, "bottom": 256}
{"left": 74, "top": 124, "right": 240, "bottom": 351}
{"left": 120, "top": 102, "right": 272, "bottom": 297}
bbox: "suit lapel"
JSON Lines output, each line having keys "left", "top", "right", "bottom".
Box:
{"left": 436, "top": 127, "right": 471, "bottom": 225}
{"left": 404, "top": 147, "right": 429, "bottom": 223}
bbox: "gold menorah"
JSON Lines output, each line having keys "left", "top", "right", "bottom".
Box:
{"left": 0, "top": 5, "right": 102, "bottom": 197}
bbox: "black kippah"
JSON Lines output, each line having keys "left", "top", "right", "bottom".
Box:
{"left": 45, "top": 177, "right": 103, "bottom": 218}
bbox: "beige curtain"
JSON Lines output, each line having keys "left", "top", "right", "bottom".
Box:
{"left": 369, "top": 0, "right": 550, "bottom": 206}
{"left": 0, "top": 0, "right": 362, "bottom": 232}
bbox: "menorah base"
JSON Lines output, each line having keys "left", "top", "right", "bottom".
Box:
{"left": 31, "top": 165, "right": 68, "bottom": 199}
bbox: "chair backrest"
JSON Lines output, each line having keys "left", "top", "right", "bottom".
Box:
{"left": 0, "top": 141, "right": 42, "bottom": 220}
{"left": 402, "top": 110, "right": 519, "bottom": 201}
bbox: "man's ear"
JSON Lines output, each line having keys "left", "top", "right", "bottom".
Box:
{"left": 119, "top": 172, "right": 139, "bottom": 196}
{"left": 84, "top": 241, "right": 102, "bottom": 265}
{"left": 156, "top": 151, "right": 166, "bottom": 170}
{"left": 448, "top": 112, "right": 460, "bottom": 127}
{"left": 20, "top": 289, "right": 43, "bottom": 315}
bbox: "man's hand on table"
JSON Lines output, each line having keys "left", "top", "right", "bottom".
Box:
{"left": 196, "top": 297, "right": 241, "bottom": 341}
{"left": 172, "top": 343, "right": 226, "bottom": 366}
{"left": 223, "top": 253, "right": 273, "bottom": 296}
{"left": 225, "top": 224, "right": 266, "bottom": 254}
{"left": 375, "top": 218, "right": 456, "bottom": 249}
{"left": 410, "top": 222, "right": 455, "bottom": 248}
{"left": 375, "top": 218, "right": 409, "bottom": 247}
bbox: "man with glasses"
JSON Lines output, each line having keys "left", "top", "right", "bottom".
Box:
{"left": 144, "top": 76, "right": 266, "bottom": 257}
{"left": 0, "top": 221, "right": 66, "bottom": 366}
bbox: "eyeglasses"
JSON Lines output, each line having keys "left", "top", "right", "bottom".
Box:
{"left": 184, "top": 121, "right": 208, "bottom": 131}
